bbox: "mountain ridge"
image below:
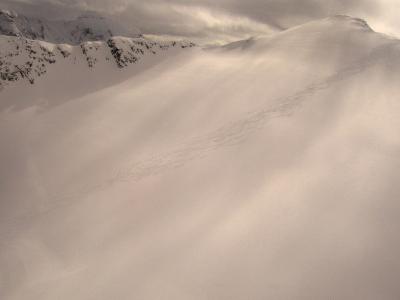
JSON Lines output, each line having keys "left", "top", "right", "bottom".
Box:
{"left": 222, "top": 15, "right": 379, "bottom": 51}
{"left": 0, "top": 35, "right": 195, "bottom": 90}
{"left": 0, "top": 14, "right": 394, "bottom": 92}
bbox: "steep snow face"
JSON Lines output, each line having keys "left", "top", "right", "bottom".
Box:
{"left": 1, "top": 16, "right": 400, "bottom": 300}
{"left": 0, "top": 35, "right": 195, "bottom": 91}
{"left": 0, "top": 9, "right": 141, "bottom": 44}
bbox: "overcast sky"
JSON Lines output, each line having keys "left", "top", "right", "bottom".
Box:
{"left": 2, "top": 0, "right": 400, "bottom": 44}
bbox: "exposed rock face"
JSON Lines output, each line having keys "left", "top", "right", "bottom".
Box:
{"left": 0, "top": 37, "right": 56, "bottom": 85}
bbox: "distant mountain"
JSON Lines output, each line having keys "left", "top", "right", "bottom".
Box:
{"left": 0, "top": 9, "right": 141, "bottom": 44}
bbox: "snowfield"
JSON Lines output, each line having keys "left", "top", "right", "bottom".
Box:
{"left": 1, "top": 15, "right": 400, "bottom": 299}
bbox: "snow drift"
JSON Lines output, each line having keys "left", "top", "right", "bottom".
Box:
{"left": 1, "top": 15, "right": 400, "bottom": 300}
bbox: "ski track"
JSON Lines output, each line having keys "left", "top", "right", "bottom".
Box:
{"left": 0, "top": 43, "right": 397, "bottom": 236}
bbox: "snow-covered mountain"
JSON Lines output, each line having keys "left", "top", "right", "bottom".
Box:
{"left": 0, "top": 35, "right": 195, "bottom": 89}
{"left": 0, "top": 9, "right": 141, "bottom": 44}
{"left": 0, "top": 9, "right": 195, "bottom": 91}
{"left": 1, "top": 15, "right": 400, "bottom": 300}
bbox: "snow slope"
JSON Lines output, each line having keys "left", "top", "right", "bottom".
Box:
{"left": 1, "top": 16, "right": 400, "bottom": 300}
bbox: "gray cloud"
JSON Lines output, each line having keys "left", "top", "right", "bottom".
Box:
{"left": 1, "top": 0, "right": 398, "bottom": 44}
